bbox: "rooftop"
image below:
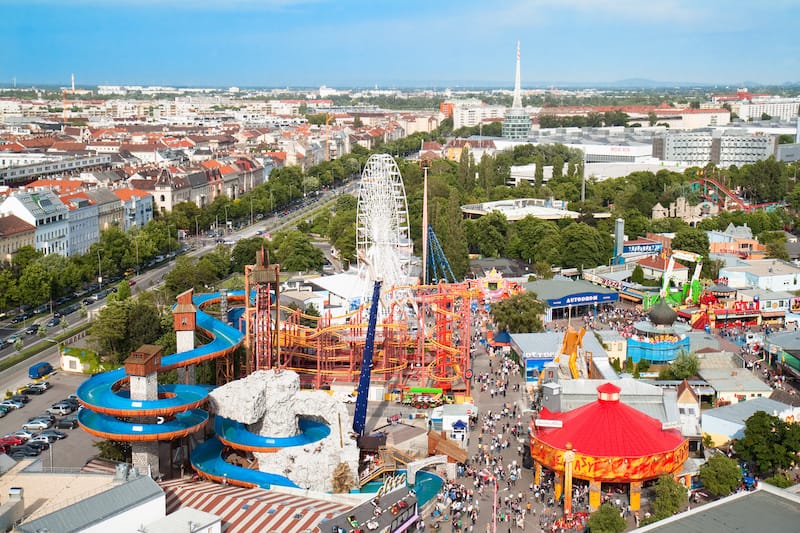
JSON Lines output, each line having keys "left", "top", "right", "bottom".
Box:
{"left": 636, "top": 484, "right": 800, "bottom": 532}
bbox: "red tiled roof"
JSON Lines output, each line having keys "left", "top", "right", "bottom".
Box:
{"left": 0, "top": 214, "right": 35, "bottom": 237}
{"left": 636, "top": 256, "right": 687, "bottom": 271}
{"left": 113, "top": 188, "right": 150, "bottom": 201}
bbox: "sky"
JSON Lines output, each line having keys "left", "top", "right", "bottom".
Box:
{"left": 1, "top": 0, "right": 798, "bottom": 89}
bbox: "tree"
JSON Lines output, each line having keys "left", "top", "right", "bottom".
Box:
{"left": 658, "top": 350, "right": 699, "bottom": 380}
{"left": 273, "top": 230, "right": 324, "bottom": 271}
{"left": 587, "top": 503, "right": 627, "bottom": 533}
{"left": 490, "top": 293, "right": 545, "bottom": 334}
{"left": 631, "top": 264, "right": 645, "bottom": 284}
{"left": 733, "top": 411, "right": 800, "bottom": 476}
{"left": 763, "top": 473, "right": 793, "bottom": 488}
{"left": 650, "top": 475, "right": 687, "bottom": 519}
{"left": 698, "top": 454, "right": 742, "bottom": 496}
{"left": 670, "top": 227, "right": 710, "bottom": 259}
{"left": 559, "top": 223, "right": 613, "bottom": 269}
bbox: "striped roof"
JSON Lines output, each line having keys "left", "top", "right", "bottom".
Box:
{"left": 160, "top": 479, "right": 353, "bottom": 532}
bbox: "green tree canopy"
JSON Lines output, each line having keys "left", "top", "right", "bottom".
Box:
{"left": 587, "top": 503, "right": 627, "bottom": 533}
{"left": 658, "top": 350, "right": 699, "bottom": 380}
{"left": 698, "top": 454, "right": 742, "bottom": 496}
{"left": 490, "top": 293, "right": 545, "bottom": 334}
{"left": 650, "top": 475, "right": 687, "bottom": 519}
{"left": 733, "top": 411, "right": 800, "bottom": 476}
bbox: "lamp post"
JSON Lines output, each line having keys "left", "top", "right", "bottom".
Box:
{"left": 224, "top": 206, "right": 229, "bottom": 233}
{"left": 195, "top": 215, "right": 200, "bottom": 241}
{"left": 135, "top": 239, "right": 139, "bottom": 275}
{"left": 96, "top": 249, "right": 103, "bottom": 291}
{"left": 481, "top": 469, "right": 498, "bottom": 533}
{"left": 249, "top": 197, "right": 254, "bottom": 226}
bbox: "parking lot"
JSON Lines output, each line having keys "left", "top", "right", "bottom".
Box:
{"left": 1, "top": 371, "right": 97, "bottom": 468}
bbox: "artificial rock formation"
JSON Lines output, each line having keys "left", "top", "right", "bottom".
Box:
{"left": 208, "top": 369, "right": 359, "bottom": 492}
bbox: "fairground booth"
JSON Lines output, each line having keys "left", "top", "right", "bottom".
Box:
{"left": 530, "top": 383, "right": 688, "bottom": 515}
{"left": 524, "top": 279, "right": 618, "bottom": 324}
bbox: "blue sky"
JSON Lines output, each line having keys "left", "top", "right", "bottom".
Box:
{"left": 1, "top": 0, "right": 798, "bottom": 88}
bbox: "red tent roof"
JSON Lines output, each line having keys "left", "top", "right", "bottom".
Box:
{"left": 535, "top": 383, "right": 684, "bottom": 458}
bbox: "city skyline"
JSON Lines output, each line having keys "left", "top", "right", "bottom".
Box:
{"left": 1, "top": 0, "right": 798, "bottom": 89}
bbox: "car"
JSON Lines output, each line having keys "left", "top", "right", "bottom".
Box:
{"left": 20, "top": 387, "right": 44, "bottom": 395}
{"left": 128, "top": 279, "right": 137, "bottom": 286}
{"left": 10, "top": 315, "right": 25, "bottom": 324}
{"left": 47, "top": 404, "right": 74, "bottom": 416}
{"left": 32, "top": 380, "right": 51, "bottom": 391}
{"left": 6, "top": 333, "right": 21, "bottom": 344}
{"left": 0, "top": 436, "right": 26, "bottom": 446}
{"left": 31, "top": 412, "right": 55, "bottom": 422}
{"left": 54, "top": 418, "right": 78, "bottom": 430}
{"left": 45, "top": 316, "right": 60, "bottom": 328}
{"left": 9, "top": 445, "right": 41, "bottom": 457}
{"left": 22, "top": 419, "right": 51, "bottom": 430}
{"left": 10, "top": 394, "right": 30, "bottom": 404}
{"left": 25, "top": 438, "right": 50, "bottom": 450}
{"left": 25, "top": 324, "right": 40, "bottom": 335}
{"left": 9, "top": 430, "right": 34, "bottom": 441}
{"left": 38, "top": 429, "right": 66, "bottom": 440}
{"left": 0, "top": 399, "right": 24, "bottom": 410}
{"left": 82, "top": 298, "right": 94, "bottom": 305}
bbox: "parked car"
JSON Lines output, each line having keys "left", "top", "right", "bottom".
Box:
{"left": 6, "top": 333, "right": 21, "bottom": 344}
{"left": 9, "top": 430, "right": 34, "bottom": 441}
{"left": 54, "top": 418, "right": 78, "bottom": 430}
{"left": 45, "top": 316, "right": 60, "bottom": 328}
{"left": 47, "top": 404, "right": 74, "bottom": 416}
{"left": 21, "top": 387, "right": 44, "bottom": 396}
{"left": 25, "top": 438, "right": 50, "bottom": 451}
{"left": 0, "top": 436, "right": 26, "bottom": 446}
{"left": 22, "top": 419, "right": 52, "bottom": 430}
{"left": 0, "top": 399, "right": 24, "bottom": 410}
{"left": 10, "top": 394, "right": 31, "bottom": 404}
{"left": 38, "top": 429, "right": 66, "bottom": 440}
{"left": 31, "top": 380, "right": 51, "bottom": 391}
{"left": 9, "top": 445, "right": 41, "bottom": 458}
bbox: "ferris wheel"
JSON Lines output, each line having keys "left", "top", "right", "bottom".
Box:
{"left": 356, "top": 154, "right": 412, "bottom": 299}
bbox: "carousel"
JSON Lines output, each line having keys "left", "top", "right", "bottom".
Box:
{"left": 626, "top": 298, "right": 691, "bottom": 363}
{"left": 529, "top": 382, "right": 688, "bottom": 515}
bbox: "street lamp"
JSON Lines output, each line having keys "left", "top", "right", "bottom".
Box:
{"left": 224, "top": 206, "right": 229, "bottom": 233}
{"left": 249, "top": 197, "right": 254, "bottom": 226}
{"left": 96, "top": 249, "right": 103, "bottom": 290}
{"left": 195, "top": 215, "right": 200, "bottom": 239}
{"left": 480, "top": 470, "right": 498, "bottom": 533}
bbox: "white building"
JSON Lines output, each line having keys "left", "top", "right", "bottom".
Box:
{"left": 60, "top": 192, "right": 100, "bottom": 257}
{"left": 720, "top": 259, "right": 800, "bottom": 292}
{"left": 653, "top": 129, "right": 777, "bottom": 167}
{"left": 0, "top": 189, "right": 69, "bottom": 255}
{"left": 450, "top": 100, "right": 506, "bottom": 129}
{"left": 734, "top": 97, "right": 800, "bottom": 122}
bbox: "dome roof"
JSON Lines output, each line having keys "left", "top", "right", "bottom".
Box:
{"left": 534, "top": 383, "right": 685, "bottom": 458}
{"left": 648, "top": 298, "right": 677, "bottom": 326}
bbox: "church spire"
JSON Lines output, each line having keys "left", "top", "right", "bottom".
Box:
{"left": 512, "top": 40, "right": 522, "bottom": 109}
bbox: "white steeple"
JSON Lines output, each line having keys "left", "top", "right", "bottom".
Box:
{"left": 512, "top": 40, "right": 522, "bottom": 109}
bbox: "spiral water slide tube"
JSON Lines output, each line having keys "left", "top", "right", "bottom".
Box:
{"left": 77, "top": 291, "right": 330, "bottom": 489}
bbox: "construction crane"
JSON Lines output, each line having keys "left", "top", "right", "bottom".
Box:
{"left": 352, "top": 280, "right": 382, "bottom": 437}
{"left": 426, "top": 225, "right": 456, "bottom": 284}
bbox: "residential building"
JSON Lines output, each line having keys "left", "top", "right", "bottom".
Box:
{"left": 113, "top": 188, "right": 154, "bottom": 230}
{"left": 0, "top": 214, "right": 35, "bottom": 261}
{"left": 701, "top": 397, "right": 799, "bottom": 446}
{"left": 59, "top": 192, "right": 100, "bottom": 257}
{"left": 0, "top": 189, "right": 69, "bottom": 255}
{"left": 84, "top": 188, "right": 125, "bottom": 231}
{"left": 652, "top": 129, "right": 778, "bottom": 167}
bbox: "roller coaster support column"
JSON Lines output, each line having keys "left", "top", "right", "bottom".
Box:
{"left": 353, "top": 280, "right": 382, "bottom": 437}
{"left": 126, "top": 344, "right": 163, "bottom": 477}
{"left": 245, "top": 248, "right": 281, "bottom": 374}
{"left": 174, "top": 289, "right": 197, "bottom": 385}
